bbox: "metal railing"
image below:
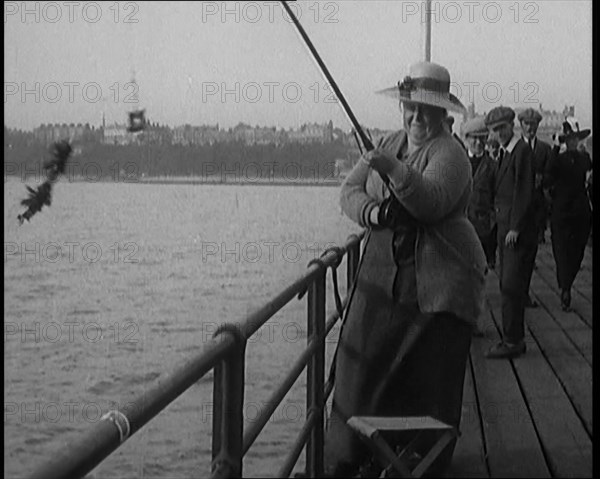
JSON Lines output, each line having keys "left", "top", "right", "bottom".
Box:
{"left": 28, "top": 230, "right": 366, "bottom": 479}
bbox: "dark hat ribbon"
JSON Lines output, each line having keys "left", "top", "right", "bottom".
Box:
{"left": 398, "top": 76, "right": 450, "bottom": 98}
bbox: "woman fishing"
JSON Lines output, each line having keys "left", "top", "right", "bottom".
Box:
{"left": 324, "top": 61, "right": 487, "bottom": 477}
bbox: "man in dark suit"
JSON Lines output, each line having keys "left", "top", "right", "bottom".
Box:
{"left": 484, "top": 106, "right": 536, "bottom": 359}
{"left": 518, "top": 108, "right": 554, "bottom": 308}
{"left": 462, "top": 116, "right": 497, "bottom": 268}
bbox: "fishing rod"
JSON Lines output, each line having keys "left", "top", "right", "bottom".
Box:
{"left": 279, "top": 1, "right": 424, "bottom": 395}
{"left": 279, "top": 0, "right": 394, "bottom": 187}
{"left": 279, "top": 0, "right": 419, "bottom": 232}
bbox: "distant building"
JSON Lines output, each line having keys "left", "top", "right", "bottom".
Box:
{"left": 33, "top": 122, "right": 101, "bottom": 144}
{"left": 102, "top": 123, "right": 133, "bottom": 145}
{"left": 141, "top": 122, "right": 173, "bottom": 145}
{"left": 173, "top": 124, "right": 220, "bottom": 145}
{"left": 287, "top": 121, "right": 333, "bottom": 144}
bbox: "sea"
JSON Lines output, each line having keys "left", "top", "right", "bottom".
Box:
{"left": 4, "top": 176, "right": 361, "bottom": 478}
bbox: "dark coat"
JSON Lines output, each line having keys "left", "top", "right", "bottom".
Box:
{"left": 544, "top": 148, "right": 592, "bottom": 290}
{"left": 494, "top": 136, "right": 537, "bottom": 344}
{"left": 467, "top": 153, "right": 497, "bottom": 237}
{"left": 529, "top": 138, "right": 553, "bottom": 230}
{"left": 544, "top": 148, "right": 592, "bottom": 219}
{"left": 494, "top": 137, "right": 536, "bottom": 238}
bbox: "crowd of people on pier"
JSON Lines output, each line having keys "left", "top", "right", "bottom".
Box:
{"left": 326, "top": 60, "right": 592, "bottom": 477}
{"left": 460, "top": 106, "right": 592, "bottom": 358}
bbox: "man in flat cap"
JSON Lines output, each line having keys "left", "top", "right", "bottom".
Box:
{"left": 484, "top": 106, "right": 536, "bottom": 359}
{"left": 518, "top": 108, "right": 553, "bottom": 308}
{"left": 462, "top": 116, "right": 497, "bottom": 269}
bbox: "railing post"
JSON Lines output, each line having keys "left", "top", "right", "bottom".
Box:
{"left": 211, "top": 325, "right": 246, "bottom": 479}
{"left": 347, "top": 234, "right": 361, "bottom": 291}
{"left": 306, "top": 269, "right": 326, "bottom": 477}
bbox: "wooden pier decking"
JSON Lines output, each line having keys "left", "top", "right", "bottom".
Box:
{"left": 450, "top": 243, "right": 593, "bottom": 478}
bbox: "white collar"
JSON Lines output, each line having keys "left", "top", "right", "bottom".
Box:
{"left": 503, "top": 133, "right": 520, "bottom": 154}
{"left": 522, "top": 135, "right": 536, "bottom": 148}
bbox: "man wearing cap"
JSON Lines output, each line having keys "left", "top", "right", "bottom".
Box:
{"left": 462, "top": 116, "right": 497, "bottom": 269}
{"left": 484, "top": 106, "right": 536, "bottom": 359}
{"left": 518, "top": 108, "right": 554, "bottom": 308}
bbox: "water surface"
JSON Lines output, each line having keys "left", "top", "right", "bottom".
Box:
{"left": 4, "top": 177, "right": 360, "bottom": 478}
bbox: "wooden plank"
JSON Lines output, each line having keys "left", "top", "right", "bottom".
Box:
{"left": 469, "top": 277, "right": 550, "bottom": 478}
{"left": 534, "top": 246, "right": 593, "bottom": 311}
{"left": 529, "top": 275, "right": 592, "bottom": 366}
{"left": 522, "top": 300, "right": 594, "bottom": 437}
{"left": 532, "top": 261, "right": 593, "bottom": 328}
{"left": 450, "top": 357, "right": 489, "bottom": 478}
{"left": 511, "top": 306, "right": 593, "bottom": 477}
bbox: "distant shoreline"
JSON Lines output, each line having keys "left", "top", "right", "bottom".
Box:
{"left": 5, "top": 174, "right": 344, "bottom": 187}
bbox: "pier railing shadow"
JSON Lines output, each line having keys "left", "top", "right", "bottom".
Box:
{"left": 28, "top": 230, "right": 367, "bottom": 479}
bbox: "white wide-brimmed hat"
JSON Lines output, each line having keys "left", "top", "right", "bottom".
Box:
{"left": 376, "top": 61, "right": 466, "bottom": 114}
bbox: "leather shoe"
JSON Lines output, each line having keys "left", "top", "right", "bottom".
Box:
{"left": 525, "top": 295, "right": 539, "bottom": 308}
{"left": 561, "top": 289, "right": 572, "bottom": 311}
{"left": 472, "top": 328, "right": 485, "bottom": 338}
{"left": 485, "top": 341, "right": 526, "bottom": 359}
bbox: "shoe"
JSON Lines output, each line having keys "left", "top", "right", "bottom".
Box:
{"left": 485, "top": 341, "right": 526, "bottom": 359}
{"left": 525, "top": 295, "right": 539, "bottom": 308}
{"left": 561, "top": 289, "right": 572, "bottom": 312}
{"left": 472, "top": 328, "right": 485, "bottom": 338}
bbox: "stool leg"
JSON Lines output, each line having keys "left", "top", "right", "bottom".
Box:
{"left": 411, "top": 430, "right": 456, "bottom": 478}
{"left": 397, "top": 430, "right": 428, "bottom": 465}
{"left": 369, "top": 431, "right": 414, "bottom": 478}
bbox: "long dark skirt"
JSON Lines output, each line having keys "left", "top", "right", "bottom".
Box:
{"left": 324, "top": 230, "right": 472, "bottom": 476}
{"left": 550, "top": 212, "right": 592, "bottom": 290}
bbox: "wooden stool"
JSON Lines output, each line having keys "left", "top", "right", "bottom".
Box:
{"left": 347, "top": 416, "right": 458, "bottom": 478}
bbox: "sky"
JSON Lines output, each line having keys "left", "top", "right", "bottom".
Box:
{"left": 4, "top": 1, "right": 593, "bottom": 132}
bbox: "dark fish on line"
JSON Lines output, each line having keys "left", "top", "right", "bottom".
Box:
{"left": 17, "top": 140, "right": 73, "bottom": 225}
{"left": 43, "top": 140, "right": 73, "bottom": 180}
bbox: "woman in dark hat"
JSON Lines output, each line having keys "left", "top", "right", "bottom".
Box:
{"left": 324, "top": 61, "right": 486, "bottom": 477}
{"left": 544, "top": 118, "right": 592, "bottom": 311}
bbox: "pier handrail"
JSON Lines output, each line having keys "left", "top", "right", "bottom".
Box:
{"left": 27, "top": 229, "right": 367, "bottom": 479}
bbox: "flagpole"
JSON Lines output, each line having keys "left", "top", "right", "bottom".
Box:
{"left": 423, "top": 0, "right": 432, "bottom": 61}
